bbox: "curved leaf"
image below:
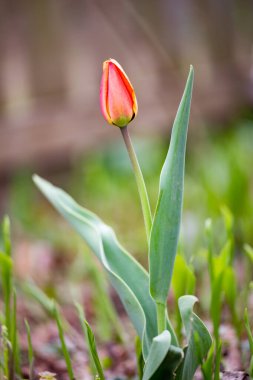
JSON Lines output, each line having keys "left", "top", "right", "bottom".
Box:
{"left": 33, "top": 176, "right": 177, "bottom": 359}
{"left": 143, "top": 330, "right": 183, "bottom": 380}
{"left": 149, "top": 67, "right": 194, "bottom": 305}
{"left": 176, "top": 295, "right": 212, "bottom": 380}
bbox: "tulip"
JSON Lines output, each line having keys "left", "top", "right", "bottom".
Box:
{"left": 100, "top": 59, "right": 138, "bottom": 127}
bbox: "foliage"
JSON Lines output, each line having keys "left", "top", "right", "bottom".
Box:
{"left": 34, "top": 67, "right": 212, "bottom": 379}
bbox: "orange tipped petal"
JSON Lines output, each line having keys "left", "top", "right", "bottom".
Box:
{"left": 108, "top": 62, "right": 133, "bottom": 126}
{"left": 112, "top": 59, "right": 138, "bottom": 118}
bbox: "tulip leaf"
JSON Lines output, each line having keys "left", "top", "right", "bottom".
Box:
{"left": 33, "top": 175, "right": 177, "bottom": 360}
{"left": 175, "top": 295, "right": 212, "bottom": 380}
{"left": 149, "top": 66, "right": 194, "bottom": 305}
{"left": 143, "top": 330, "right": 183, "bottom": 380}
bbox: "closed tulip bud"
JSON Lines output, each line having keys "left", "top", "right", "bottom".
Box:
{"left": 100, "top": 58, "right": 138, "bottom": 128}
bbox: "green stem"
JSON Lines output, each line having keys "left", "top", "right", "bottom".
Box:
{"left": 156, "top": 302, "right": 166, "bottom": 334}
{"left": 120, "top": 126, "right": 152, "bottom": 241}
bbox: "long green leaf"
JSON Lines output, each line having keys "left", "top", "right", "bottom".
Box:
{"left": 33, "top": 176, "right": 177, "bottom": 359}
{"left": 176, "top": 295, "right": 212, "bottom": 380}
{"left": 149, "top": 67, "right": 194, "bottom": 305}
{"left": 143, "top": 331, "right": 183, "bottom": 380}
{"left": 25, "top": 319, "right": 35, "bottom": 380}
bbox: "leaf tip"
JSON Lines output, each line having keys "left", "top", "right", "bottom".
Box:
{"left": 188, "top": 65, "right": 194, "bottom": 85}
{"left": 32, "top": 173, "right": 41, "bottom": 184}
{"left": 33, "top": 175, "right": 52, "bottom": 194}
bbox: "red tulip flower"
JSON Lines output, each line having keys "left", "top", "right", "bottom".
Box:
{"left": 100, "top": 59, "right": 138, "bottom": 127}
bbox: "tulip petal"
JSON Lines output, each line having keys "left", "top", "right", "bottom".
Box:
{"left": 111, "top": 59, "right": 138, "bottom": 117}
{"left": 107, "top": 62, "right": 133, "bottom": 127}
{"left": 100, "top": 61, "right": 112, "bottom": 124}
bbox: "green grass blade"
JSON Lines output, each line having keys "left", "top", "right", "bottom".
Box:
{"left": 23, "top": 282, "right": 55, "bottom": 317}
{"left": 210, "top": 272, "right": 224, "bottom": 343}
{"left": 223, "top": 267, "right": 240, "bottom": 338}
{"left": 205, "top": 218, "right": 214, "bottom": 284}
{"left": 76, "top": 304, "right": 105, "bottom": 380}
{"left": 25, "top": 320, "right": 34, "bottom": 380}
{"left": 221, "top": 205, "right": 234, "bottom": 264}
{"left": 244, "top": 244, "right": 253, "bottom": 263}
{"left": 0, "top": 216, "right": 13, "bottom": 334}
{"left": 53, "top": 303, "right": 75, "bottom": 380}
{"left": 214, "top": 340, "right": 222, "bottom": 380}
{"left": 3, "top": 216, "right": 11, "bottom": 257}
{"left": 149, "top": 66, "right": 194, "bottom": 306}
{"left": 244, "top": 308, "right": 253, "bottom": 377}
{"left": 84, "top": 320, "right": 105, "bottom": 380}
{"left": 75, "top": 303, "right": 96, "bottom": 376}
{"left": 172, "top": 255, "right": 196, "bottom": 340}
{"left": 201, "top": 341, "right": 215, "bottom": 380}
{"left": 172, "top": 255, "right": 196, "bottom": 301}
{"left": 90, "top": 265, "right": 123, "bottom": 343}
{"left": 244, "top": 308, "right": 253, "bottom": 354}
{"left": 1, "top": 325, "right": 9, "bottom": 379}
{"left": 10, "top": 290, "right": 21, "bottom": 377}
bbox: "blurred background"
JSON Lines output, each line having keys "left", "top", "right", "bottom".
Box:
{"left": 0, "top": 0, "right": 253, "bottom": 292}
{"left": 1, "top": 0, "right": 253, "bottom": 173}
{"left": 0, "top": 1, "right": 253, "bottom": 376}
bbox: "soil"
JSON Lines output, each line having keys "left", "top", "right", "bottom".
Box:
{"left": 222, "top": 372, "right": 249, "bottom": 380}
